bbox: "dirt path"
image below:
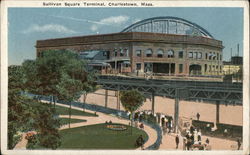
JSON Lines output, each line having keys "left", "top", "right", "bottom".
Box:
{"left": 14, "top": 133, "right": 28, "bottom": 150}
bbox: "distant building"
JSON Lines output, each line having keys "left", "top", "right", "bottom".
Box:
{"left": 36, "top": 16, "right": 223, "bottom": 77}
{"left": 223, "top": 56, "right": 243, "bottom": 75}
{"left": 223, "top": 56, "right": 243, "bottom": 83}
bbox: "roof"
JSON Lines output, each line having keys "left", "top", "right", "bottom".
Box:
{"left": 79, "top": 50, "right": 100, "bottom": 59}
{"left": 121, "top": 16, "right": 214, "bottom": 38}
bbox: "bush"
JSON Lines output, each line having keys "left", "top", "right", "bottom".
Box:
{"left": 26, "top": 135, "right": 39, "bottom": 149}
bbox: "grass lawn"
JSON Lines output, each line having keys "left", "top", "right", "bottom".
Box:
{"left": 54, "top": 105, "right": 97, "bottom": 117}
{"left": 59, "top": 123, "right": 148, "bottom": 149}
{"left": 59, "top": 118, "right": 86, "bottom": 125}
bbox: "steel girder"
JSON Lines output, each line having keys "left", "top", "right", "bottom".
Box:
{"left": 96, "top": 76, "right": 242, "bottom": 104}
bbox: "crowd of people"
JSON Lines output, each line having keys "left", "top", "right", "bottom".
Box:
{"left": 182, "top": 125, "right": 207, "bottom": 150}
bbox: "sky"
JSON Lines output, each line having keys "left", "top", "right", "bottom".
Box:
{"left": 8, "top": 7, "right": 243, "bottom": 65}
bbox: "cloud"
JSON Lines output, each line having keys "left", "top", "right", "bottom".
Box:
{"left": 90, "top": 25, "right": 98, "bottom": 31}
{"left": 132, "top": 18, "right": 141, "bottom": 24}
{"left": 22, "top": 24, "right": 76, "bottom": 34}
{"left": 90, "top": 15, "right": 129, "bottom": 32}
{"left": 100, "top": 16, "right": 129, "bottom": 25}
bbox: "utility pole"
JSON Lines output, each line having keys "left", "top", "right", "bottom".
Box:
{"left": 237, "top": 44, "right": 239, "bottom": 56}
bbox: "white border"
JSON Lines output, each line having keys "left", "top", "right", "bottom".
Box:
{"left": 1, "top": 0, "right": 249, "bottom": 155}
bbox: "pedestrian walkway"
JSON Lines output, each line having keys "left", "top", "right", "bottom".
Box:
{"left": 14, "top": 133, "right": 28, "bottom": 150}
{"left": 159, "top": 130, "right": 240, "bottom": 150}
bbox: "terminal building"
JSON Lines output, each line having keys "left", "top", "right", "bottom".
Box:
{"left": 36, "top": 16, "right": 224, "bottom": 77}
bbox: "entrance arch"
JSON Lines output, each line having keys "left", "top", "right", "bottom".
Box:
{"left": 189, "top": 64, "right": 202, "bottom": 75}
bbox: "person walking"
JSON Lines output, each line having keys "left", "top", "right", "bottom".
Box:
{"left": 186, "top": 138, "right": 192, "bottom": 150}
{"left": 196, "top": 112, "right": 200, "bottom": 120}
{"left": 237, "top": 138, "right": 241, "bottom": 150}
{"left": 206, "top": 138, "right": 210, "bottom": 145}
{"left": 139, "top": 135, "right": 145, "bottom": 150}
{"left": 175, "top": 135, "right": 179, "bottom": 149}
{"left": 183, "top": 137, "right": 187, "bottom": 150}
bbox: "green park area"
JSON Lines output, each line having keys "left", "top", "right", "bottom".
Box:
{"left": 59, "top": 123, "right": 148, "bottom": 149}
{"left": 54, "top": 104, "right": 97, "bottom": 117}
{"left": 59, "top": 118, "right": 86, "bottom": 125}
{"left": 30, "top": 123, "right": 148, "bottom": 150}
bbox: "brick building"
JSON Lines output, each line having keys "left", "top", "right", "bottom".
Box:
{"left": 36, "top": 16, "right": 223, "bottom": 77}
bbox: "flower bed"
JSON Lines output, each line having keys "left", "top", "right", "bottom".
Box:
{"left": 106, "top": 124, "right": 127, "bottom": 131}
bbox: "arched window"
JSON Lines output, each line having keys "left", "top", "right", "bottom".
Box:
{"left": 157, "top": 49, "right": 164, "bottom": 58}
{"left": 205, "top": 64, "right": 207, "bottom": 72}
{"left": 167, "top": 49, "right": 174, "bottom": 58}
{"left": 145, "top": 49, "right": 153, "bottom": 57}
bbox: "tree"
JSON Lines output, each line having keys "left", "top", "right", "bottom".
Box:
{"left": 120, "top": 90, "right": 145, "bottom": 134}
{"left": 81, "top": 71, "right": 98, "bottom": 111}
{"left": 8, "top": 66, "right": 61, "bottom": 149}
{"left": 35, "top": 50, "right": 83, "bottom": 106}
{"left": 56, "top": 72, "right": 83, "bottom": 128}
{"left": 8, "top": 65, "right": 31, "bottom": 149}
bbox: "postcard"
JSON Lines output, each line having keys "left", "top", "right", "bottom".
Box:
{"left": 1, "top": 0, "right": 249, "bottom": 155}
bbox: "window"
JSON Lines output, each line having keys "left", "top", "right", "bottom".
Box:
{"left": 178, "top": 51, "right": 183, "bottom": 58}
{"left": 136, "top": 63, "right": 141, "bottom": 70}
{"left": 209, "top": 65, "right": 211, "bottom": 72}
{"left": 114, "top": 49, "right": 118, "bottom": 57}
{"left": 193, "top": 52, "right": 197, "bottom": 59}
{"left": 220, "top": 54, "right": 222, "bottom": 60}
{"left": 189, "top": 52, "right": 193, "bottom": 58}
{"left": 198, "top": 52, "right": 202, "bottom": 59}
{"left": 157, "top": 49, "right": 164, "bottom": 58}
{"left": 145, "top": 49, "right": 153, "bottom": 57}
{"left": 120, "top": 49, "right": 124, "bottom": 57}
{"left": 213, "top": 52, "right": 216, "bottom": 60}
{"left": 205, "top": 64, "right": 207, "bottom": 72}
{"left": 167, "top": 50, "right": 174, "bottom": 58}
{"left": 125, "top": 49, "right": 129, "bottom": 57}
{"left": 209, "top": 52, "right": 212, "bottom": 60}
{"left": 136, "top": 50, "right": 141, "bottom": 57}
{"left": 205, "top": 53, "right": 208, "bottom": 59}
{"left": 217, "top": 53, "right": 219, "bottom": 60}
{"left": 179, "top": 64, "right": 183, "bottom": 73}
{"left": 103, "top": 51, "right": 107, "bottom": 56}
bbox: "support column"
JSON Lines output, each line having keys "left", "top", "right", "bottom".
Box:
{"left": 174, "top": 89, "right": 180, "bottom": 133}
{"left": 105, "top": 90, "right": 108, "bottom": 108}
{"left": 175, "top": 63, "right": 178, "bottom": 76}
{"left": 216, "top": 100, "right": 220, "bottom": 123}
{"left": 152, "top": 92, "right": 155, "bottom": 114}
{"left": 117, "top": 91, "right": 120, "bottom": 110}
{"left": 169, "top": 63, "right": 171, "bottom": 75}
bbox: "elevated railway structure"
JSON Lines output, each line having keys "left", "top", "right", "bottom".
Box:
{"left": 96, "top": 75, "right": 242, "bottom": 132}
